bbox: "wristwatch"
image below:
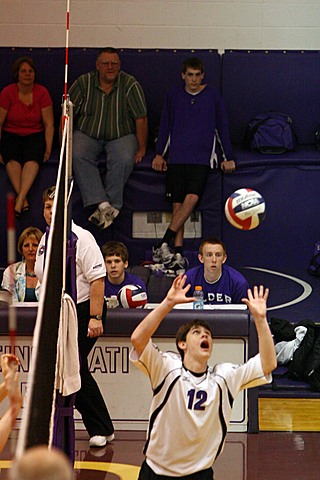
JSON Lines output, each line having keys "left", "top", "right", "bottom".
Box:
{"left": 90, "top": 314, "right": 103, "bottom": 320}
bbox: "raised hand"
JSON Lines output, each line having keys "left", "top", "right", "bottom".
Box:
{"left": 1, "top": 354, "right": 20, "bottom": 381}
{"left": 166, "top": 274, "right": 194, "bottom": 306}
{"left": 1, "top": 354, "right": 22, "bottom": 420}
{"left": 242, "top": 285, "right": 269, "bottom": 322}
{"left": 242, "top": 286, "right": 277, "bottom": 375}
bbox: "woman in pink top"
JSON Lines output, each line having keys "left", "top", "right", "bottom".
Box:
{"left": 0, "top": 57, "right": 54, "bottom": 217}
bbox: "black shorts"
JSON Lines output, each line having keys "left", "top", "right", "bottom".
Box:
{"left": 165, "top": 164, "right": 210, "bottom": 204}
{"left": 138, "top": 460, "right": 214, "bottom": 480}
{"left": 1, "top": 130, "right": 46, "bottom": 165}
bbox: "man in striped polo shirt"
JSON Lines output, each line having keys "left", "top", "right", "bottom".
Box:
{"left": 69, "top": 47, "right": 148, "bottom": 229}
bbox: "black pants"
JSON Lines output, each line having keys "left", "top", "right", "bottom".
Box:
{"left": 75, "top": 300, "right": 114, "bottom": 437}
{"left": 138, "top": 460, "right": 214, "bottom": 480}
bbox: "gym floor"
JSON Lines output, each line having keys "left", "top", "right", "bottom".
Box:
{"left": 1, "top": 429, "right": 320, "bottom": 479}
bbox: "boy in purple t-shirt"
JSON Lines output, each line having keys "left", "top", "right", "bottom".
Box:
{"left": 101, "top": 240, "right": 147, "bottom": 307}
{"left": 185, "top": 237, "right": 249, "bottom": 304}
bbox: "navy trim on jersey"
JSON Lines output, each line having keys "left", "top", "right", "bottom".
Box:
{"left": 227, "top": 388, "right": 234, "bottom": 408}
{"left": 214, "top": 384, "right": 227, "bottom": 461}
{"left": 153, "top": 367, "right": 182, "bottom": 396}
{"left": 214, "top": 372, "right": 234, "bottom": 409}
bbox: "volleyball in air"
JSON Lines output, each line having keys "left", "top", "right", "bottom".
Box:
{"left": 224, "top": 188, "right": 266, "bottom": 230}
{"left": 117, "top": 284, "right": 148, "bottom": 308}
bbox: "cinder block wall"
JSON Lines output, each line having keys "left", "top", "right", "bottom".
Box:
{"left": 1, "top": 0, "right": 320, "bottom": 50}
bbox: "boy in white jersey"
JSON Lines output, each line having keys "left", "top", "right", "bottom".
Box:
{"left": 130, "top": 274, "right": 276, "bottom": 479}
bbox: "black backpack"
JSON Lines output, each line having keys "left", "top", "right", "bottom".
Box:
{"left": 244, "top": 112, "right": 297, "bottom": 154}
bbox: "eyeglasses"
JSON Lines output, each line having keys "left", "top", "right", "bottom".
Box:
{"left": 98, "top": 61, "right": 119, "bottom": 67}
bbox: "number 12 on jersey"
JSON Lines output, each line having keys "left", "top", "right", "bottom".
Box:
{"left": 187, "top": 389, "right": 207, "bottom": 410}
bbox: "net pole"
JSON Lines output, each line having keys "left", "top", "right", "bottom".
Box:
{"left": 62, "top": 0, "right": 73, "bottom": 294}
{"left": 63, "top": 0, "right": 71, "bottom": 102}
{"left": 61, "top": 0, "right": 72, "bottom": 146}
{"left": 62, "top": 0, "right": 73, "bottom": 227}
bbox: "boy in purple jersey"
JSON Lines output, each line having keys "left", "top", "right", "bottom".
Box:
{"left": 102, "top": 240, "right": 147, "bottom": 306}
{"left": 152, "top": 57, "right": 235, "bottom": 274}
{"left": 185, "top": 237, "right": 249, "bottom": 304}
{"left": 130, "top": 275, "right": 276, "bottom": 479}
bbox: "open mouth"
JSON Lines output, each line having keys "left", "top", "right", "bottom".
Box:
{"left": 200, "top": 340, "right": 209, "bottom": 349}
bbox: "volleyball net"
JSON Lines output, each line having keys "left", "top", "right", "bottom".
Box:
{"left": 15, "top": 114, "right": 73, "bottom": 457}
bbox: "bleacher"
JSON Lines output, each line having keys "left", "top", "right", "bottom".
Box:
{"left": 1, "top": 47, "right": 320, "bottom": 267}
{"left": 0, "top": 47, "right": 319, "bottom": 270}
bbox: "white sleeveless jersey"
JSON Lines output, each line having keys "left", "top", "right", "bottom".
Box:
{"left": 130, "top": 341, "right": 271, "bottom": 477}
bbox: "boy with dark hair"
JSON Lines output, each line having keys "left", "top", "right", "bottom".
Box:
{"left": 102, "top": 239, "right": 129, "bottom": 263}
{"left": 130, "top": 275, "right": 276, "bottom": 479}
{"left": 181, "top": 56, "right": 204, "bottom": 73}
{"left": 175, "top": 318, "right": 213, "bottom": 360}
{"left": 102, "top": 240, "right": 147, "bottom": 304}
{"left": 185, "top": 237, "right": 249, "bottom": 304}
{"left": 152, "top": 56, "right": 235, "bottom": 273}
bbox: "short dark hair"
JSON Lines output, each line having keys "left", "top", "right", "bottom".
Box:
{"left": 42, "top": 186, "right": 56, "bottom": 204}
{"left": 182, "top": 57, "right": 205, "bottom": 74}
{"left": 176, "top": 319, "right": 213, "bottom": 360}
{"left": 12, "top": 56, "right": 37, "bottom": 83}
{"left": 96, "top": 47, "right": 119, "bottom": 61}
{"left": 199, "top": 237, "right": 226, "bottom": 256}
{"left": 101, "top": 240, "right": 129, "bottom": 263}
{"left": 17, "top": 227, "right": 43, "bottom": 255}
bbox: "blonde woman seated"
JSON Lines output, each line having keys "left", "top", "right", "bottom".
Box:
{"left": 1, "top": 226, "right": 42, "bottom": 302}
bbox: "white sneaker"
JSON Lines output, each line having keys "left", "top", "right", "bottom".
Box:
{"left": 89, "top": 433, "right": 115, "bottom": 447}
{"left": 152, "top": 243, "right": 174, "bottom": 265}
{"left": 88, "top": 206, "right": 119, "bottom": 230}
{"left": 101, "top": 206, "right": 120, "bottom": 229}
{"left": 168, "top": 253, "right": 189, "bottom": 275}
